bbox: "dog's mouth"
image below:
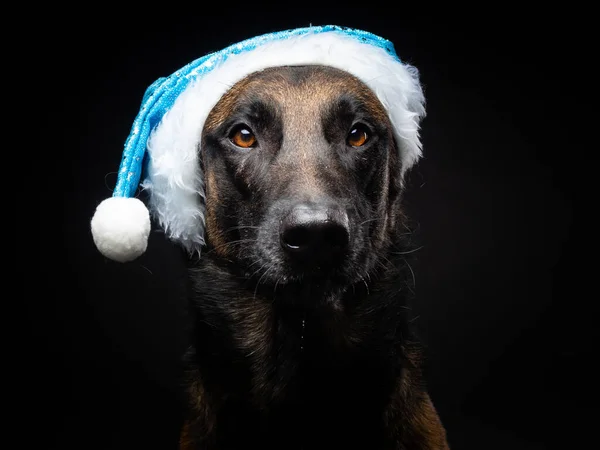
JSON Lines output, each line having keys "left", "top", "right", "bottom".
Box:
{"left": 243, "top": 240, "right": 358, "bottom": 289}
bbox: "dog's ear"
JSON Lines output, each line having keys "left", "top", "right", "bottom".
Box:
{"left": 90, "top": 25, "right": 425, "bottom": 263}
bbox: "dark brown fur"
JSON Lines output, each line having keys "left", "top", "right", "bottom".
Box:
{"left": 181, "top": 66, "right": 449, "bottom": 449}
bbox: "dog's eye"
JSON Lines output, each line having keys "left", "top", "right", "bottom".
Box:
{"left": 347, "top": 124, "right": 369, "bottom": 147}
{"left": 229, "top": 125, "right": 257, "bottom": 148}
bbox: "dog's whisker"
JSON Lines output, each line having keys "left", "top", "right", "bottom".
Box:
{"left": 373, "top": 260, "right": 390, "bottom": 277}
{"left": 246, "top": 258, "right": 268, "bottom": 271}
{"left": 391, "top": 246, "right": 424, "bottom": 255}
{"left": 357, "top": 217, "right": 383, "bottom": 227}
{"left": 408, "top": 315, "right": 421, "bottom": 324}
{"left": 356, "top": 273, "right": 370, "bottom": 295}
{"left": 273, "top": 275, "right": 282, "bottom": 294}
{"left": 362, "top": 278, "right": 370, "bottom": 295}
{"left": 203, "top": 239, "right": 257, "bottom": 256}
{"left": 249, "top": 261, "right": 270, "bottom": 281}
{"left": 259, "top": 266, "right": 274, "bottom": 286}
{"left": 253, "top": 264, "right": 275, "bottom": 299}
{"left": 402, "top": 257, "right": 417, "bottom": 291}
{"left": 380, "top": 254, "right": 395, "bottom": 268}
{"left": 223, "top": 225, "right": 261, "bottom": 233}
{"left": 223, "top": 238, "right": 258, "bottom": 245}
{"left": 401, "top": 222, "right": 415, "bottom": 233}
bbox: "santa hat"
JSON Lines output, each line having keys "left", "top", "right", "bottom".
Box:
{"left": 90, "top": 25, "right": 426, "bottom": 263}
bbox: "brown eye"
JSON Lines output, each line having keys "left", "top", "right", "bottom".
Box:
{"left": 347, "top": 125, "right": 369, "bottom": 147}
{"left": 230, "top": 126, "right": 257, "bottom": 148}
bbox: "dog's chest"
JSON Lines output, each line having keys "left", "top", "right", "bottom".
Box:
{"left": 216, "top": 317, "right": 389, "bottom": 448}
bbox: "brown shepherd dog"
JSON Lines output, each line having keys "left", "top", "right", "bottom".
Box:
{"left": 178, "top": 65, "right": 450, "bottom": 450}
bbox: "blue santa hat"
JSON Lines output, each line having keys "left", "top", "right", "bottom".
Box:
{"left": 90, "top": 25, "right": 426, "bottom": 263}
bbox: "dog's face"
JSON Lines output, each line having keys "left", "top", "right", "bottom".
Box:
{"left": 201, "top": 65, "right": 405, "bottom": 293}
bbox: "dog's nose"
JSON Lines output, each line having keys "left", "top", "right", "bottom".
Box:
{"left": 280, "top": 203, "right": 349, "bottom": 263}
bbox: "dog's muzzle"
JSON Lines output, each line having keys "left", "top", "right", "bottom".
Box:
{"left": 279, "top": 201, "right": 350, "bottom": 267}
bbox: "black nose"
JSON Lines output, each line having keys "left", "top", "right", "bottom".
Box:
{"left": 280, "top": 202, "right": 349, "bottom": 263}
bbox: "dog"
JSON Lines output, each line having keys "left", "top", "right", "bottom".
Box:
{"left": 177, "top": 65, "right": 449, "bottom": 450}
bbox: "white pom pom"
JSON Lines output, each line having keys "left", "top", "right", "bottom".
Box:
{"left": 90, "top": 197, "right": 151, "bottom": 263}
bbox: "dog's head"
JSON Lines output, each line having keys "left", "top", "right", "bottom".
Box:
{"left": 201, "top": 66, "right": 408, "bottom": 290}
{"left": 90, "top": 28, "right": 426, "bottom": 268}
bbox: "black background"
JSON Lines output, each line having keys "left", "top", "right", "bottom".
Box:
{"left": 37, "top": 8, "right": 586, "bottom": 450}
